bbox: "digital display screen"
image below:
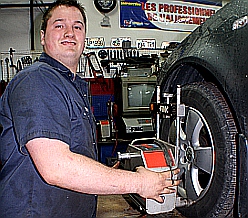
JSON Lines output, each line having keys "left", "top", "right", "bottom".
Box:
{"left": 127, "top": 83, "right": 155, "bottom": 107}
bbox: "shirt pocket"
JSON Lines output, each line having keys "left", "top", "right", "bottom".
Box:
{"left": 70, "top": 99, "right": 95, "bottom": 155}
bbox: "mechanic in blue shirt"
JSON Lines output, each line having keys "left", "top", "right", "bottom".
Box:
{"left": 0, "top": 0, "right": 180, "bottom": 217}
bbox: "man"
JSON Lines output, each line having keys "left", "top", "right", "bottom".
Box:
{"left": 0, "top": 0, "right": 180, "bottom": 217}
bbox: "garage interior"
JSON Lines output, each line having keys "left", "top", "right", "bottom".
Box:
{"left": 1, "top": 0, "right": 236, "bottom": 218}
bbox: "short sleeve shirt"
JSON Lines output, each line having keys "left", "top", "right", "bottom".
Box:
{"left": 0, "top": 53, "right": 98, "bottom": 218}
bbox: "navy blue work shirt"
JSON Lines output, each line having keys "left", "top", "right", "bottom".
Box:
{"left": 0, "top": 53, "right": 98, "bottom": 218}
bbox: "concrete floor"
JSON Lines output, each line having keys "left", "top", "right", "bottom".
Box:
{"left": 96, "top": 195, "right": 141, "bottom": 218}
{"left": 96, "top": 195, "right": 185, "bottom": 218}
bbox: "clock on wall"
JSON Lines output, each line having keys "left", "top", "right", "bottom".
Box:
{"left": 94, "top": 0, "right": 117, "bottom": 14}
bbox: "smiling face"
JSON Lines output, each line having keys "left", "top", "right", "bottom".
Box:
{"left": 40, "top": 5, "right": 86, "bottom": 73}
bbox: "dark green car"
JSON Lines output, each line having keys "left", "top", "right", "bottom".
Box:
{"left": 157, "top": 0, "right": 248, "bottom": 217}
{"left": 123, "top": 1, "right": 247, "bottom": 217}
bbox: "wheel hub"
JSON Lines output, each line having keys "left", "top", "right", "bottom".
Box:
{"left": 185, "top": 146, "right": 194, "bottom": 163}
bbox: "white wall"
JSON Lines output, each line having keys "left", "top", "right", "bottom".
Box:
{"left": 0, "top": 0, "right": 227, "bottom": 53}
{"left": 0, "top": 1, "right": 190, "bottom": 53}
{"left": 0, "top": 8, "right": 31, "bottom": 53}
{"left": 83, "top": 1, "right": 189, "bottom": 48}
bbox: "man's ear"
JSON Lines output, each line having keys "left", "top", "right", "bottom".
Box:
{"left": 40, "top": 30, "right": 45, "bottom": 46}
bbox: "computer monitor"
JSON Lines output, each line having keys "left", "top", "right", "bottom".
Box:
{"left": 121, "top": 76, "right": 157, "bottom": 117}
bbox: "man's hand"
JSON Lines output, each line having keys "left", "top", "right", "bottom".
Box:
{"left": 135, "top": 166, "right": 180, "bottom": 203}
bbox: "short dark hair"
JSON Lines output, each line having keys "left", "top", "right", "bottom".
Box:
{"left": 41, "top": 0, "right": 87, "bottom": 33}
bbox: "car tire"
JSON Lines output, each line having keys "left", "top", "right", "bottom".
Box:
{"left": 160, "top": 82, "right": 238, "bottom": 218}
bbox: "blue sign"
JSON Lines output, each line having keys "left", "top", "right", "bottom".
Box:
{"left": 120, "top": 0, "right": 221, "bottom": 32}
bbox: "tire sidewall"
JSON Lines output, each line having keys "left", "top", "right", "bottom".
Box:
{"left": 176, "top": 83, "right": 237, "bottom": 217}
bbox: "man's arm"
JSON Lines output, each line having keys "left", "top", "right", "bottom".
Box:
{"left": 26, "top": 138, "right": 180, "bottom": 202}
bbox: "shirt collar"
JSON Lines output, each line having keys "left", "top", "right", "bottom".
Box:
{"left": 39, "top": 52, "right": 75, "bottom": 81}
